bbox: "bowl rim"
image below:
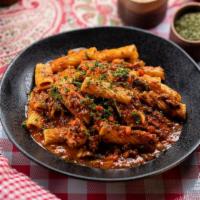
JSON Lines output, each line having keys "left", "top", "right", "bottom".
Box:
{"left": 0, "top": 26, "right": 200, "bottom": 181}
{"left": 171, "top": 2, "right": 200, "bottom": 44}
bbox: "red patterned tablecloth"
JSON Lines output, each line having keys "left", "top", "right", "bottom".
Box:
{"left": 1, "top": 0, "right": 200, "bottom": 200}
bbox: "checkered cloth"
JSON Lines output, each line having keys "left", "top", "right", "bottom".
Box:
{"left": 1, "top": 0, "right": 200, "bottom": 200}
{"left": 0, "top": 156, "right": 59, "bottom": 200}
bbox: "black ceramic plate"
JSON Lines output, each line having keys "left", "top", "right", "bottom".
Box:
{"left": 0, "top": 27, "right": 200, "bottom": 181}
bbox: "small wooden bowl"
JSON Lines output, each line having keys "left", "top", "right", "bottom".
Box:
{"left": 118, "top": 0, "right": 168, "bottom": 29}
{"left": 170, "top": 3, "right": 200, "bottom": 61}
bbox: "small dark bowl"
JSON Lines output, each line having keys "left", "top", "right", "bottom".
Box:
{"left": 1, "top": 27, "right": 200, "bottom": 181}
{"left": 170, "top": 3, "right": 200, "bottom": 61}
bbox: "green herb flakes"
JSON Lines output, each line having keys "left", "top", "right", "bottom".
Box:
{"left": 22, "top": 121, "right": 27, "bottom": 129}
{"left": 72, "top": 81, "right": 82, "bottom": 88}
{"left": 80, "top": 70, "right": 86, "bottom": 76}
{"left": 99, "top": 74, "right": 107, "bottom": 80}
{"left": 80, "top": 99, "right": 85, "bottom": 104}
{"left": 175, "top": 12, "right": 200, "bottom": 41}
{"left": 112, "top": 68, "right": 129, "bottom": 78}
{"left": 94, "top": 60, "right": 100, "bottom": 67}
{"left": 64, "top": 88, "right": 70, "bottom": 93}
{"left": 89, "top": 66, "right": 95, "bottom": 71}
{"left": 131, "top": 111, "right": 141, "bottom": 124}
{"left": 89, "top": 103, "right": 97, "bottom": 110}
{"left": 102, "top": 106, "right": 113, "bottom": 119}
{"left": 50, "top": 86, "right": 62, "bottom": 100}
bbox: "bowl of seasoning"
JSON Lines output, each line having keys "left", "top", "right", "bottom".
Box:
{"left": 118, "top": 0, "right": 168, "bottom": 29}
{"left": 170, "top": 2, "right": 200, "bottom": 60}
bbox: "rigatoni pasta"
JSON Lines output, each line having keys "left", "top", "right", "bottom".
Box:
{"left": 26, "top": 111, "right": 44, "bottom": 129}
{"left": 51, "top": 45, "right": 138, "bottom": 73}
{"left": 81, "top": 77, "right": 133, "bottom": 104}
{"left": 44, "top": 128, "right": 67, "bottom": 145}
{"left": 35, "top": 63, "right": 53, "bottom": 90}
{"left": 24, "top": 45, "right": 186, "bottom": 169}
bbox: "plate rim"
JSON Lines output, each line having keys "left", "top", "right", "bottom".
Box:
{"left": 0, "top": 26, "right": 200, "bottom": 181}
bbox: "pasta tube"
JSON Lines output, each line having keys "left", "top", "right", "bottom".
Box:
{"left": 26, "top": 111, "right": 44, "bottom": 129}
{"left": 44, "top": 128, "right": 67, "bottom": 145}
{"left": 81, "top": 77, "right": 133, "bottom": 104}
{"left": 28, "top": 91, "right": 48, "bottom": 111}
{"left": 51, "top": 45, "right": 139, "bottom": 73}
{"left": 131, "top": 73, "right": 181, "bottom": 102}
{"left": 35, "top": 63, "right": 53, "bottom": 90}
{"left": 141, "top": 91, "right": 186, "bottom": 119}
{"left": 51, "top": 47, "right": 97, "bottom": 73}
{"left": 141, "top": 66, "right": 165, "bottom": 80}
{"left": 54, "top": 81, "right": 91, "bottom": 123}
{"left": 44, "top": 118, "right": 88, "bottom": 147}
{"left": 59, "top": 67, "right": 82, "bottom": 81}
{"left": 92, "top": 44, "right": 139, "bottom": 62}
{"left": 115, "top": 102, "right": 146, "bottom": 126}
{"left": 99, "top": 123, "right": 156, "bottom": 146}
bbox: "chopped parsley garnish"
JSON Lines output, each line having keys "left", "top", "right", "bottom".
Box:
{"left": 64, "top": 88, "right": 70, "bottom": 93}
{"left": 72, "top": 81, "right": 82, "bottom": 88}
{"left": 85, "top": 94, "right": 93, "bottom": 100}
{"left": 89, "top": 66, "right": 96, "bottom": 71}
{"left": 90, "top": 112, "right": 95, "bottom": 118}
{"left": 94, "top": 60, "right": 100, "bottom": 67}
{"left": 89, "top": 60, "right": 101, "bottom": 71}
{"left": 50, "top": 86, "right": 62, "bottom": 100}
{"left": 80, "top": 99, "right": 85, "bottom": 104}
{"left": 131, "top": 111, "right": 141, "bottom": 124}
{"left": 89, "top": 103, "right": 97, "bottom": 110}
{"left": 98, "top": 63, "right": 106, "bottom": 69}
{"left": 99, "top": 74, "right": 107, "bottom": 80}
{"left": 85, "top": 62, "right": 89, "bottom": 68}
{"left": 112, "top": 68, "right": 129, "bottom": 78}
{"left": 22, "top": 121, "right": 27, "bottom": 129}
{"left": 83, "top": 95, "right": 94, "bottom": 105}
{"left": 80, "top": 70, "right": 86, "bottom": 76}
{"left": 102, "top": 106, "right": 113, "bottom": 119}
